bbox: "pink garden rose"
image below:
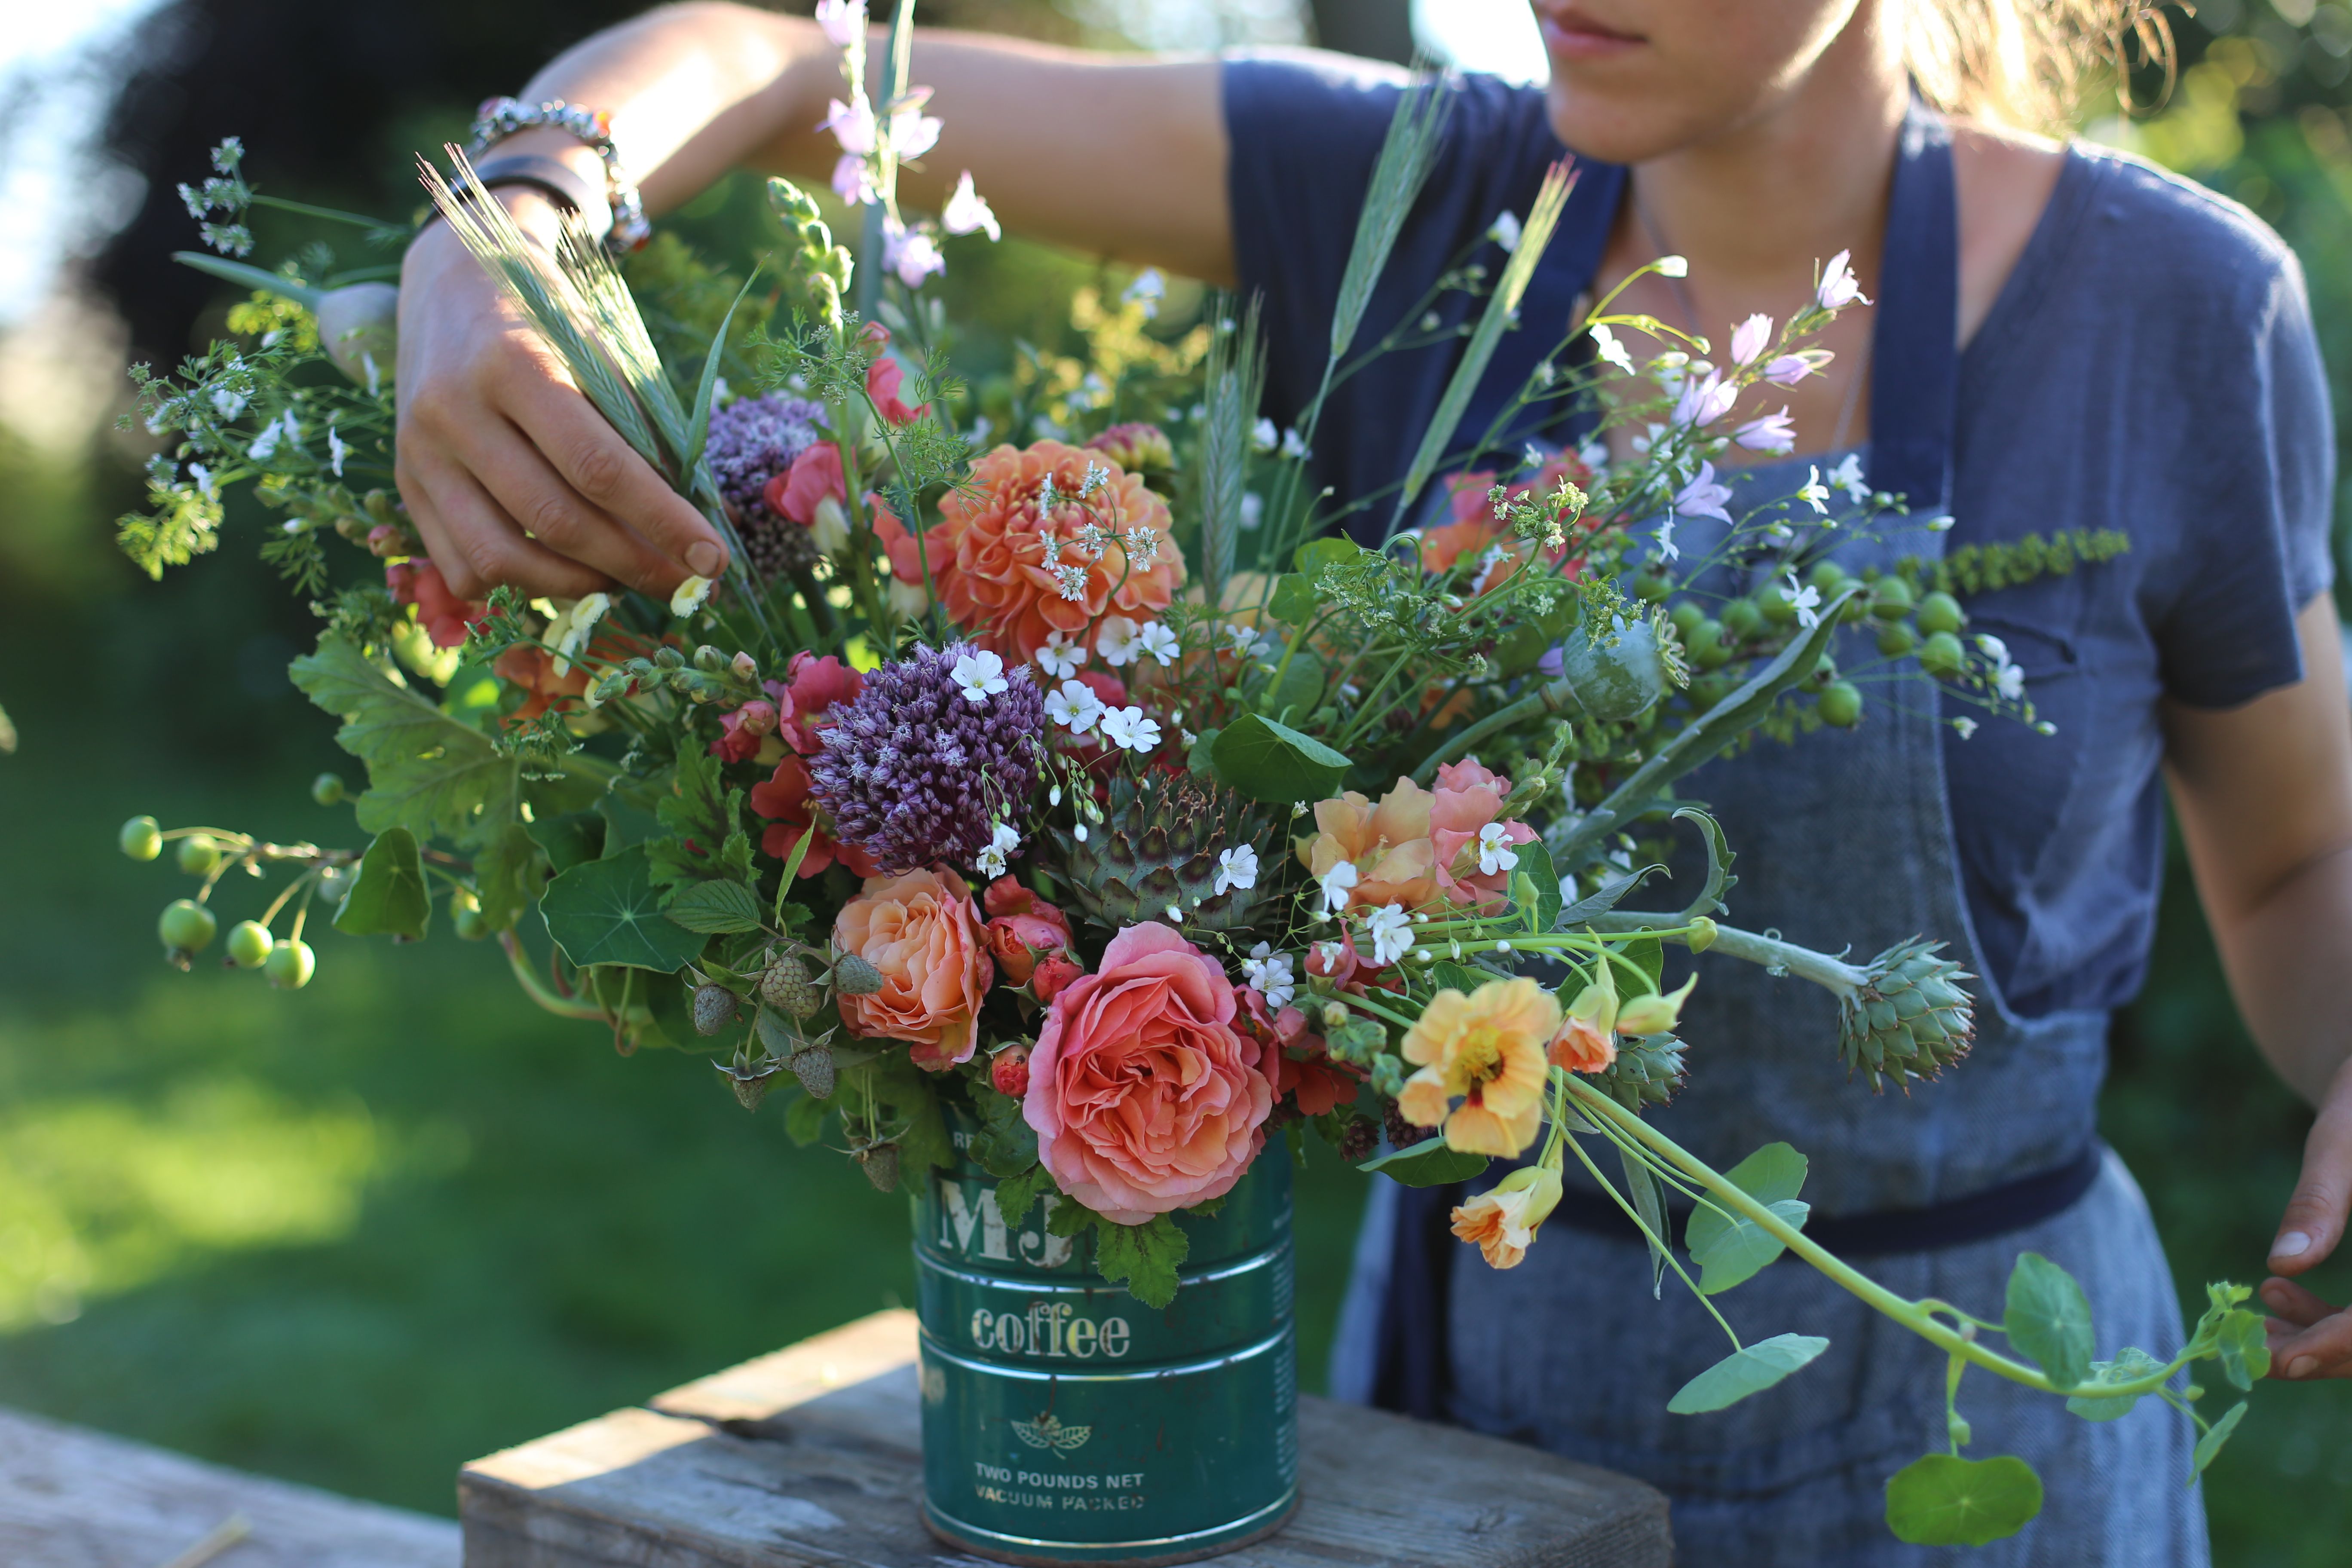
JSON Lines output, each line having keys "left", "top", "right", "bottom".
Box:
{"left": 1430, "top": 757, "right": 1539, "bottom": 909}
{"left": 1025, "top": 923, "right": 1274, "bottom": 1223}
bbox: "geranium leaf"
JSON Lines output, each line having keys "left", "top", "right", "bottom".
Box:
{"left": 1359, "top": 1136, "right": 1489, "bottom": 1188}
{"left": 1211, "top": 712, "right": 1351, "bottom": 804}
{"left": 993, "top": 1162, "right": 1054, "bottom": 1231}
{"left": 2004, "top": 1253, "right": 2096, "bottom": 1393}
{"left": 474, "top": 819, "right": 551, "bottom": 932}
{"left": 968, "top": 1082, "right": 1041, "bottom": 1178}
{"left": 291, "top": 635, "right": 518, "bottom": 847}
{"left": 1668, "top": 1334, "right": 1830, "bottom": 1415}
{"left": 1094, "top": 1212, "right": 1189, "bottom": 1309}
{"left": 1885, "top": 1454, "right": 2043, "bottom": 1547}
{"left": 333, "top": 827, "right": 430, "bottom": 940}
{"left": 539, "top": 846, "right": 705, "bottom": 971}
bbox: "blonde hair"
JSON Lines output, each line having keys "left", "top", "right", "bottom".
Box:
{"left": 1906, "top": 0, "right": 2179, "bottom": 132}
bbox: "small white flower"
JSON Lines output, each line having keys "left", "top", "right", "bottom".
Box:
{"left": 1226, "top": 623, "right": 1263, "bottom": 658}
{"left": 1654, "top": 516, "right": 1679, "bottom": 563}
{"left": 1096, "top": 614, "right": 1142, "bottom": 667}
{"left": 1816, "top": 248, "right": 1868, "bottom": 310}
{"left": 1279, "top": 427, "right": 1309, "bottom": 460}
{"left": 1782, "top": 573, "right": 1822, "bottom": 630}
{"left": 1074, "top": 822, "right": 1089, "bottom": 842}
{"left": 1216, "top": 844, "right": 1260, "bottom": 895}
{"left": 1824, "top": 453, "right": 1868, "bottom": 505}
{"left": 1363, "top": 903, "right": 1415, "bottom": 968}
{"left": 1488, "top": 210, "right": 1522, "bottom": 252}
{"left": 1798, "top": 466, "right": 1831, "bottom": 515}
{"left": 1994, "top": 662, "right": 2025, "bottom": 701}
{"left": 951, "top": 648, "right": 1010, "bottom": 704}
{"left": 1037, "top": 631, "right": 1087, "bottom": 680}
{"left": 1251, "top": 417, "right": 1279, "bottom": 453}
{"left": 1589, "top": 322, "right": 1635, "bottom": 376}
{"left": 1476, "top": 822, "right": 1520, "bottom": 877}
{"left": 1099, "top": 706, "right": 1162, "bottom": 753}
{"left": 1165, "top": 903, "right": 1185, "bottom": 923}
{"left": 1134, "top": 622, "right": 1180, "bottom": 667}
{"left": 187, "top": 462, "right": 215, "bottom": 497}
{"left": 1052, "top": 564, "right": 1089, "bottom": 602}
{"left": 1046, "top": 680, "right": 1105, "bottom": 734}
{"left": 1123, "top": 268, "right": 1166, "bottom": 318}
{"left": 210, "top": 386, "right": 247, "bottom": 419}
{"left": 1318, "top": 861, "right": 1360, "bottom": 914}
{"left": 670, "top": 575, "right": 713, "bottom": 617}
{"left": 327, "top": 421, "right": 349, "bottom": 478}
{"left": 971, "top": 820, "right": 1022, "bottom": 879}
{"left": 1080, "top": 461, "right": 1110, "bottom": 499}
{"left": 1239, "top": 492, "right": 1265, "bottom": 532}
{"left": 941, "top": 170, "right": 1001, "bottom": 241}
{"left": 1975, "top": 634, "right": 2011, "bottom": 664}
{"left": 1241, "top": 943, "right": 1296, "bottom": 1009}
{"left": 1954, "top": 717, "right": 1979, "bottom": 740}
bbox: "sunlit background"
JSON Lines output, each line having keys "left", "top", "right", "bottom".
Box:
{"left": 0, "top": 2, "right": 2346, "bottom": 1563}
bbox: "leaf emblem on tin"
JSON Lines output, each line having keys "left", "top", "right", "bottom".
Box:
{"left": 1011, "top": 1412, "right": 1092, "bottom": 1452}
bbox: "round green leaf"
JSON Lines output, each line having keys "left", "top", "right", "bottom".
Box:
{"left": 1885, "top": 1454, "right": 2043, "bottom": 1547}
{"left": 1358, "top": 1136, "right": 1489, "bottom": 1188}
{"left": 1210, "top": 713, "right": 1351, "bottom": 804}
{"left": 540, "top": 845, "right": 705, "bottom": 971}
{"left": 2004, "top": 1252, "right": 2095, "bottom": 1392}
{"left": 334, "top": 827, "right": 430, "bottom": 940}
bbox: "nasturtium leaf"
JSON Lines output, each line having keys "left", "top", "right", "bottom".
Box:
{"left": 2004, "top": 1253, "right": 2096, "bottom": 1393}
{"left": 1360, "top": 1136, "right": 1490, "bottom": 1188}
{"left": 474, "top": 819, "right": 551, "bottom": 932}
{"left": 1093, "top": 1211, "right": 1191, "bottom": 1309}
{"left": 1686, "top": 1143, "right": 1809, "bottom": 1295}
{"left": 539, "top": 846, "right": 705, "bottom": 971}
{"left": 1623, "top": 933, "right": 1666, "bottom": 990}
{"left": 1621, "top": 1143, "right": 1670, "bottom": 1296}
{"left": 1429, "top": 960, "right": 1485, "bottom": 995}
{"left": 1668, "top": 1334, "right": 1831, "bottom": 1415}
{"left": 1267, "top": 573, "right": 1317, "bottom": 627}
{"left": 2192, "top": 1401, "right": 2248, "bottom": 1479}
{"left": 1292, "top": 536, "right": 1361, "bottom": 579}
{"left": 334, "top": 827, "right": 430, "bottom": 940}
{"left": 291, "top": 637, "right": 519, "bottom": 847}
{"left": 1885, "top": 1454, "right": 2043, "bottom": 1547}
{"left": 536, "top": 812, "right": 606, "bottom": 875}
{"left": 1514, "top": 836, "right": 1561, "bottom": 933}
{"left": 664, "top": 878, "right": 767, "bottom": 934}
{"left": 1212, "top": 713, "right": 1351, "bottom": 804}
{"left": 2064, "top": 1346, "right": 2166, "bottom": 1422}
{"left": 2217, "top": 1308, "right": 2271, "bottom": 1391}
{"left": 1187, "top": 726, "right": 1222, "bottom": 777}
{"left": 1263, "top": 648, "right": 1327, "bottom": 725}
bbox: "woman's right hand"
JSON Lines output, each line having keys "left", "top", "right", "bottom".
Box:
{"left": 393, "top": 191, "right": 731, "bottom": 602}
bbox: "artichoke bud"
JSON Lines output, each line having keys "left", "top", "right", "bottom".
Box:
{"left": 833, "top": 953, "right": 885, "bottom": 995}
{"left": 1836, "top": 938, "right": 1977, "bottom": 1091}
{"left": 857, "top": 1141, "right": 901, "bottom": 1194}
{"left": 692, "top": 982, "right": 740, "bottom": 1037}
{"left": 790, "top": 1041, "right": 837, "bottom": 1100}
{"left": 1592, "top": 1032, "right": 1689, "bottom": 1112}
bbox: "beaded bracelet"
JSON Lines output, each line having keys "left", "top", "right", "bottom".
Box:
{"left": 467, "top": 96, "right": 652, "bottom": 252}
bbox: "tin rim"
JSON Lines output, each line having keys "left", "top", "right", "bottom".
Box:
{"left": 922, "top": 1484, "right": 1301, "bottom": 1566}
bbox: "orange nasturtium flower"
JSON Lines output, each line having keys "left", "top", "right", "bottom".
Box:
{"left": 1396, "top": 977, "right": 1560, "bottom": 1157}
{"left": 1451, "top": 1165, "right": 1565, "bottom": 1269}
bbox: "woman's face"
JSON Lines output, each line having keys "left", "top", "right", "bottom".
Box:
{"left": 1530, "top": 0, "right": 1886, "bottom": 161}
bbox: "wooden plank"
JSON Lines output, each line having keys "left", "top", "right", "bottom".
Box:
{"left": 0, "top": 1406, "right": 460, "bottom": 1568}
{"left": 462, "top": 1310, "right": 1669, "bottom": 1568}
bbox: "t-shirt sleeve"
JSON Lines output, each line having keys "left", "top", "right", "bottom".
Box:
{"left": 2154, "top": 246, "right": 2337, "bottom": 708}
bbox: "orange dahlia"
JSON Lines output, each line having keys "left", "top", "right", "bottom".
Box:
{"left": 931, "top": 441, "right": 1183, "bottom": 662}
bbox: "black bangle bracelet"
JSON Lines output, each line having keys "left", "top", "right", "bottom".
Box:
{"left": 467, "top": 152, "right": 613, "bottom": 239}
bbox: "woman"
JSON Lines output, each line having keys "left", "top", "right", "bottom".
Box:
{"left": 395, "top": 3, "right": 2352, "bottom": 1561}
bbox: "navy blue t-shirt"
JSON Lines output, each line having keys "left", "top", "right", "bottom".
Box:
{"left": 1224, "top": 55, "right": 2337, "bottom": 1017}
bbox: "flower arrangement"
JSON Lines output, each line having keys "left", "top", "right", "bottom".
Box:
{"left": 110, "top": 16, "right": 2230, "bottom": 1552}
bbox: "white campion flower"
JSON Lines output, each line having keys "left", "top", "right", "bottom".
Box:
{"left": 1798, "top": 466, "right": 1831, "bottom": 515}
{"left": 1363, "top": 904, "right": 1415, "bottom": 968}
{"left": 1589, "top": 322, "right": 1635, "bottom": 376}
{"left": 974, "top": 820, "right": 1022, "bottom": 879}
{"left": 1037, "top": 630, "right": 1088, "bottom": 680}
{"left": 1096, "top": 615, "right": 1143, "bottom": 667}
{"left": 1045, "top": 680, "right": 1105, "bottom": 734}
{"left": 1216, "top": 844, "right": 1260, "bottom": 895}
{"left": 942, "top": 171, "right": 1001, "bottom": 240}
{"left": 1100, "top": 706, "right": 1162, "bottom": 753}
{"left": 1135, "top": 622, "right": 1180, "bottom": 667}
{"left": 814, "top": 0, "right": 866, "bottom": 45}
{"left": 1673, "top": 461, "right": 1733, "bottom": 524}
{"left": 1826, "top": 452, "right": 1871, "bottom": 504}
{"left": 951, "top": 648, "right": 1010, "bottom": 704}
{"left": 1241, "top": 943, "right": 1296, "bottom": 1009}
{"left": 1123, "top": 268, "right": 1166, "bottom": 318}
{"left": 1816, "top": 249, "right": 1869, "bottom": 310}
{"left": 1729, "top": 313, "right": 1774, "bottom": 367}
{"left": 1978, "top": 635, "right": 2025, "bottom": 699}
{"left": 1476, "top": 822, "right": 1521, "bottom": 876}
{"left": 1488, "top": 210, "right": 1523, "bottom": 252}
{"left": 1318, "top": 861, "right": 1360, "bottom": 914}
{"left": 1250, "top": 417, "right": 1279, "bottom": 453}
{"left": 670, "top": 576, "right": 713, "bottom": 617}
{"left": 1781, "top": 573, "right": 1822, "bottom": 631}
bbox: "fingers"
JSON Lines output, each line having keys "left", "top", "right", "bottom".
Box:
{"left": 2269, "top": 1071, "right": 2352, "bottom": 1274}
{"left": 2261, "top": 1275, "right": 2339, "bottom": 1328}
{"left": 505, "top": 371, "right": 731, "bottom": 585}
{"left": 399, "top": 446, "right": 612, "bottom": 602}
{"left": 458, "top": 414, "right": 691, "bottom": 597}
{"left": 2263, "top": 1287, "right": 2352, "bottom": 1381}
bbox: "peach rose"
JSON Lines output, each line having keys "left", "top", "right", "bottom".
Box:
{"left": 833, "top": 867, "right": 993, "bottom": 1071}
{"left": 1297, "top": 778, "right": 1438, "bottom": 912}
{"left": 1025, "top": 923, "right": 1274, "bottom": 1222}
{"left": 1429, "top": 758, "right": 1540, "bottom": 909}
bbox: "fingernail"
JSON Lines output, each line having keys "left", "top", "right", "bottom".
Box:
{"left": 2290, "top": 1356, "right": 2318, "bottom": 1379}
{"left": 2275, "top": 1231, "right": 2313, "bottom": 1259}
{"left": 686, "top": 541, "right": 724, "bottom": 577}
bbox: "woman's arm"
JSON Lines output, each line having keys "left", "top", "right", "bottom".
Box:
{"left": 395, "top": 2, "right": 1229, "bottom": 600}
{"left": 2162, "top": 592, "right": 2352, "bottom": 1378}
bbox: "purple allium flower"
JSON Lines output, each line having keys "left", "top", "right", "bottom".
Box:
{"left": 809, "top": 642, "right": 1046, "bottom": 876}
{"left": 706, "top": 392, "right": 826, "bottom": 577}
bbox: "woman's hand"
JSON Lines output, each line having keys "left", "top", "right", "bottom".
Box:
{"left": 2263, "top": 1054, "right": 2352, "bottom": 1378}
{"left": 393, "top": 192, "right": 730, "bottom": 601}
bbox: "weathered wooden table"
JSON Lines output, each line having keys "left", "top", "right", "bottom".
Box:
{"left": 460, "top": 1310, "right": 1672, "bottom": 1568}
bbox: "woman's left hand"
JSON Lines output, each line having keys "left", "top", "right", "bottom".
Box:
{"left": 2263, "top": 1055, "right": 2352, "bottom": 1379}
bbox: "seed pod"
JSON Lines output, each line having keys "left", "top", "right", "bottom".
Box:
{"left": 833, "top": 953, "right": 885, "bottom": 995}
{"left": 857, "top": 1141, "right": 900, "bottom": 1194}
{"left": 177, "top": 833, "right": 221, "bottom": 876}
{"left": 692, "top": 983, "right": 739, "bottom": 1037}
{"left": 1337, "top": 1116, "right": 1378, "bottom": 1164}
{"left": 790, "top": 1042, "right": 837, "bottom": 1100}
{"left": 1818, "top": 681, "right": 1864, "bottom": 728}
{"left": 120, "top": 816, "right": 162, "bottom": 861}
{"left": 1919, "top": 631, "right": 1966, "bottom": 678}
{"left": 761, "top": 953, "right": 825, "bottom": 1017}
{"left": 1916, "top": 590, "right": 1966, "bottom": 636}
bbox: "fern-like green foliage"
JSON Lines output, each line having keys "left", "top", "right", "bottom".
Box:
{"left": 289, "top": 636, "right": 519, "bottom": 848}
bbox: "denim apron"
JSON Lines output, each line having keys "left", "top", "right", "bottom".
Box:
{"left": 1330, "top": 107, "right": 2211, "bottom": 1565}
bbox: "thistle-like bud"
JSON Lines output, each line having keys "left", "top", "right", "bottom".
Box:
{"left": 833, "top": 953, "right": 885, "bottom": 995}
{"left": 692, "top": 983, "right": 739, "bottom": 1037}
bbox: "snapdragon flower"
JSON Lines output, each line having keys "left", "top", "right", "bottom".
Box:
{"left": 820, "top": 95, "right": 877, "bottom": 156}
{"left": 1764, "top": 349, "right": 1831, "bottom": 386}
{"left": 883, "top": 220, "right": 945, "bottom": 287}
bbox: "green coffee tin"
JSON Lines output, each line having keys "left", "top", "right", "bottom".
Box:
{"left": 912, "top": 1117, "right": 1298, "bottom": 1565}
